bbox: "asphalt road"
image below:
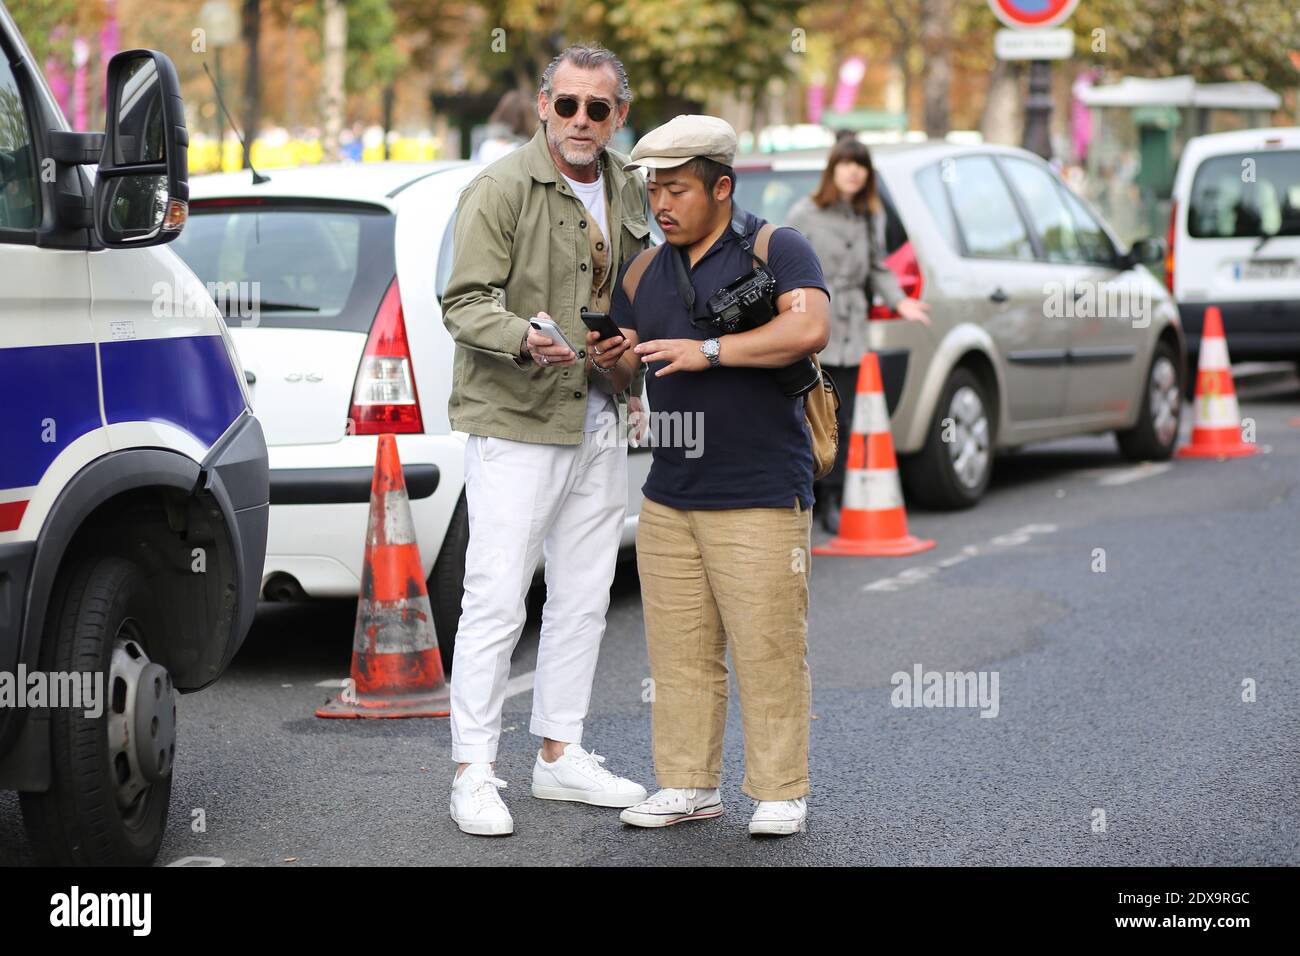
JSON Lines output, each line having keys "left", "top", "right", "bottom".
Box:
{"left": 3, "top": 379, "right": 1298, "bottom": 866}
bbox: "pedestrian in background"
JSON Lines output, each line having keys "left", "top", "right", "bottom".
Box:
{"left": 472, "top": 90, "right": 536, "bottom": 164}
{"left": 787, "top": 138, "right": 929, "bottom": 534}
{"left": 440, "top": 44, "right": 652, "bottom": 837}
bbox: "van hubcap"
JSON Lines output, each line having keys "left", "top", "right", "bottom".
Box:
{"left": 947, "top": 386, "right": 990, "bottom": 490}
{"left": 106, "top": 629, "right": 176, "bottom": 824}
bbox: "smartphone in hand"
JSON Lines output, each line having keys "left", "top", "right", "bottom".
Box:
{"left": 579, "top": 308, "right": 624, "bottom": 343}
{"left": 528, "top": 317, "right": 577, "bottom": 355}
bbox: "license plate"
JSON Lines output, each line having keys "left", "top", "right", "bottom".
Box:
{"left": 1239, "top": 259, "right": 1300, "bottom": 280}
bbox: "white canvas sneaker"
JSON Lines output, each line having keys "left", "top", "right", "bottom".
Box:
{"left": 619, "top": 787, "right": 724, "bottom": 828}
{"left": 449, "top": 763, "right": 514, "bottom": 836}
{"left": 748, "top": 797, "right": 808, "bottom": 836}
{"left": 531, "top": 743, "right": 648, "bottom": 808}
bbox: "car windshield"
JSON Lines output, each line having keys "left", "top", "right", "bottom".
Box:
{"left": 169, "top": 201, "right": 396, "bottom": 331}
{"left": 1187, "top": 150, "right": 1300, "bottom": 240}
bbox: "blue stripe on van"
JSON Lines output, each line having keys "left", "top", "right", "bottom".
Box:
{"left": 0, "top": 342, "right": 102, "bottom": 490}
{"left": 100, "top": 334, "right": 245, "bottom": 447}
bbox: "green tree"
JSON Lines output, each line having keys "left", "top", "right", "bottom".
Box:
{"left": 1076, "top": 0, "right": 1300, "bottom": 91}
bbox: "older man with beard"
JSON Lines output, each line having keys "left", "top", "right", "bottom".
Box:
{"left": 439, "top": 44, "right": 653, "bottom": 836}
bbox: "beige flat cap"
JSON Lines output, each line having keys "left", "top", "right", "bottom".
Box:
{"left": 627, "top": 114, "right": 738, "bottom": 170}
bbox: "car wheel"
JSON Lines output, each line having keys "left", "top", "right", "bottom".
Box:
{"left": 20, "top": 555, "right": 174, "bottom": 866}
{"left": 902, "top": 367, "right": 993, "bottom": 510}
{"left": 428, "top": 493, "right": 468, "bottom": 672}
{"left": 1117, "top": 341, "right": 1182, "bottom": 461}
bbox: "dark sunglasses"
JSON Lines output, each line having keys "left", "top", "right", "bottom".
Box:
{"left": 553, "top": 96, "right": 613, "bottom": 122}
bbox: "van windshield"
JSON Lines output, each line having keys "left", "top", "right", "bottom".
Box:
{"left": 1187, "top": 150, "right": 1300, "bottom": 240}
{"left": 169, "top": 200, "right": 395, "bottom": 331}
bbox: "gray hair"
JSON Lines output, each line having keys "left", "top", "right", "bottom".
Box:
{"left": 539, "top": 44, "right": 633, "bottom": 105}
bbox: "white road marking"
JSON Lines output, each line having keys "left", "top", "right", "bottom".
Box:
{"left": 316, "top": 671, "right": 536, "bottom": 697}
{"left": 1098, "top": 463, "right": 1172, "bottom": 486}
{"left": 167, "top": 856, "right": 227, "bottom": 867}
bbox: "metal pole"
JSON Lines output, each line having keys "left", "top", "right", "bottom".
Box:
{"left": 1022, "top": 58, "right": 1052, "bottom": 159}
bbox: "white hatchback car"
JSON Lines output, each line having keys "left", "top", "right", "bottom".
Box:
{"left": 175, "top": 162, "right": 651, "bottom": 665}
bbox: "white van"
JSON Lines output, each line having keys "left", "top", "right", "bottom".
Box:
{"left": 0, "top": 5, "right": 268, "bottom": 865}
{"left": 1167, "top": 127, "right": 1300, "bottom": 369}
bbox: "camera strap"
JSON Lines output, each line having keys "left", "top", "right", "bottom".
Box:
{"left": 671, "top": 213, "right": 770, "bottom": 330}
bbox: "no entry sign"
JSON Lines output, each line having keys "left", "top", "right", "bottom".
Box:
{"left": 988, "top": 0, "right": 1080, "bottom": 29}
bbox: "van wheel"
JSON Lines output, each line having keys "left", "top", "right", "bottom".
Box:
{"left": 20, "top": 555, "right": 174, "bottom": 866}
{"left": 902, "top": 367, "right": 993, "bottom": 510}
{"left": 428, "top": 494, "right": 468, "bottom": 672}
{"left": 1117, "top": 341, "right": 1181, "bottom": 461}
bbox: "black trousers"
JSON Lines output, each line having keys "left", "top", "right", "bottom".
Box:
{"left": 814, "top": 361, "right": 862, "bottom": 502}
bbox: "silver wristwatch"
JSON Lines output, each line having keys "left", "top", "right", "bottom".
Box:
{"left": 700, "top": 338, "right": 721, "bottom": 369}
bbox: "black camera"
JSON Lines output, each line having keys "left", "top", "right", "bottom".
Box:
{"left": 705, "top": 266, "right": 779, "bottom": 334}
{"left": 704, "top": 267, "right": 820, "bottom": 397}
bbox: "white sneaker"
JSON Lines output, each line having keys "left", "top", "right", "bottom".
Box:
{"left": 531, "top": 743, "right": 648, "bottom": 808}
{"left": 619, "top": 787, "right": 724, "bottom": 828}
{"left": 748, "top": 797, "right": 808, "bottom": 836}
{"left": 449, "top": 763, "right": 513, "bottom": 836}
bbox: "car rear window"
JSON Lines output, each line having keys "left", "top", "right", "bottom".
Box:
{"left": 170, "top": 199, "right": 396, "bottom": 331}
{"left": 1187, "top": 149, "right": 1300, "bottom": 240}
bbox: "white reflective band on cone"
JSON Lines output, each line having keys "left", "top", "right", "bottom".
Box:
{"left": 1196, "top": 394, "right": 1241, "bottom": 427}
{"left": 852, "top": 391, "right": 890, "bottom": 436}
{"left": 380, "top": 488, "right": 419, "bottom": 546}
{"left": 1199, "top": 337, "right": 1230, "bottom": 370}
{"left": 842, "top": 468, "right": 904, "bottom": 511}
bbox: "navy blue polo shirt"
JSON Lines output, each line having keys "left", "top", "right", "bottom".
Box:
{"left": 611, "top": 206, "right": 828, "bottom": 511}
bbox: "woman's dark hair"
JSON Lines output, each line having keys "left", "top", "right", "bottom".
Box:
{"left": 488, "top": 90, "right": 537, "bottom": 138}
{"left": 811, "top": 137, "right": 880, "bottom": 216}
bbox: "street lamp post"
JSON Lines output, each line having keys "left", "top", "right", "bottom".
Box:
{"left": 988, "top": 0, "right": 1081, "bottom": 160}
{"left": 1022, "top": 59, "right": 1054, "bottom": 159}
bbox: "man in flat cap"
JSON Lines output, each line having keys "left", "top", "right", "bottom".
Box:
{"left": 603, "top": 115, "right": 830, "bottom": 836}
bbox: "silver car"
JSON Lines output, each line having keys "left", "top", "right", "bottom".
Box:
{"left": 735, "top": 143, "right": 1184, "bottom": 508}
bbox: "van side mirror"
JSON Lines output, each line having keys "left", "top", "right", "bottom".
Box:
{"left": 92, "top": 50, "right": 189, "bottom": 248}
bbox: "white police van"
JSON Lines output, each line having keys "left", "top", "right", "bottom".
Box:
{"left": 0, "top": 5, "right": 268, "bottom": 865}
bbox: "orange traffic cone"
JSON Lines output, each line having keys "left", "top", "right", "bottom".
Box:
{"left": 1177, "top": 306, "right": 1258, "bottom": 459}
{"left": 814, "top": 353, "right": 936, "bottom": 557}
{"left": 317, "top": 435, "right": 451, "bottom": 718}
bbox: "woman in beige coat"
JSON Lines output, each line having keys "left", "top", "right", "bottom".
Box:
{"left": 788, "top": 138, "right": 929, "bottom": 533}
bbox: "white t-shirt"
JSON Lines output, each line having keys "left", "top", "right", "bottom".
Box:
{"left": 560, "top": 169, "right": 615, "bottom": 433}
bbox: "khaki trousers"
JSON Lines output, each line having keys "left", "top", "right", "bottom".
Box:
{"left": 635, "top": 497, "right": 812, "bottom": 800}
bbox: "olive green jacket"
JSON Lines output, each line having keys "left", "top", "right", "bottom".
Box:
{"left": 441, "top": 127, "right": 651, "bottom": 444}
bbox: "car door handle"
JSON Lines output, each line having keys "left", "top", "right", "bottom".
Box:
{"left": 989, "top": 288, "right": 1009, "bottom": 304}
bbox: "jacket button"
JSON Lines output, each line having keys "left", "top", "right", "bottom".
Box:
{"left": 574, "top": 390, "right": 583, "bottom": 399}
{"left": 595, "top": 241, "right": 604, "bottom": 250}
{"left": 559, "top": 220, "right": 564, "bottom": 226}
{"left": 580, "top": 263, "right": 588, "bottom": 271}
{"left": 578, "top": 350, "right": 586, "bottom": 358}
{"left": 580, "top": 220, "right": 587, "bottom": 229}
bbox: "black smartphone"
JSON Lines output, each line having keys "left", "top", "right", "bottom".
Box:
{"left": 580, "top": 308, "right": 624, "bottom": 343}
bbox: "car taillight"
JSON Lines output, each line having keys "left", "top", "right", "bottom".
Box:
{"left": 869, "top": 241, "right": 923, "bottom": 320}
{"left": 349, "top": 278, "right": 423, "bottom": 435}
{"left": 1164, "top": 200, "right": 1177, "bottom": 294}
